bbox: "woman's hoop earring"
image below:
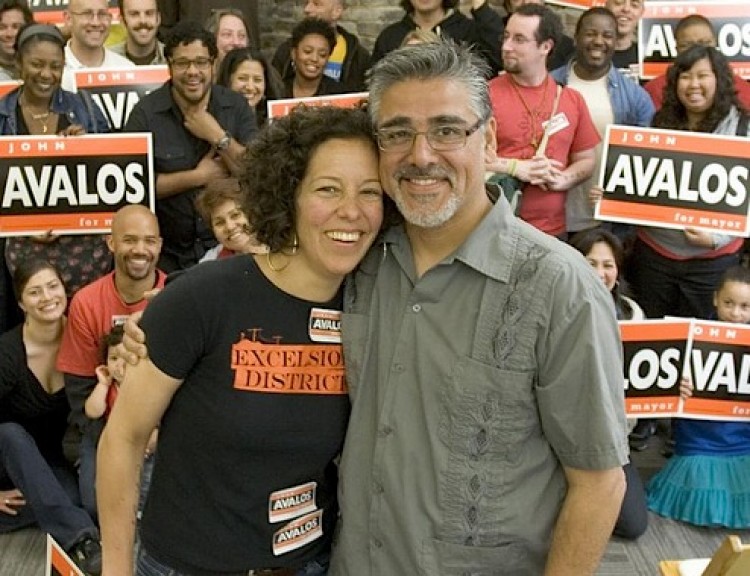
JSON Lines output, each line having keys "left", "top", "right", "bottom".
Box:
{"left": 266, "top": 233, "right": 299, "bottom": 272}
{"left": 266, "top": 251, "right": 290, "bottom": 272}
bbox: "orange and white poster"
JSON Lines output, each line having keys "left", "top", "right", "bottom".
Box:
{"left": 30, "top": 0, "right": 119, "bottom": 26}
{"left": 683, "top": 320, "right": 750, "bottom": 420}
{"left": 0, "top": 133, "right": 154, "bottom": 236}
{"left": 0, "top": 80, "right": 20, "bottom": 100}
{"left": 620, "top": 320, "right": 690, "bottom": 417}
{"left": 596, "top": 125, "right": 750, "bottom": 236}
{"left": 639, "top": 1, "right": 750, "bottom": 79}
{"left": 74, "top": 66, "right": 169, "bottom": 130}
{"left": 46, "top": 535, "right": 85, "bottom": 576}
{"left": 267, "top": 92, "right": 368, "bottom": 121}
{"left": 546, "top": 0, "right": 604, "bottom": 9}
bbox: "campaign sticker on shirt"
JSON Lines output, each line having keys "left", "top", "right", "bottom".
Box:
{"left": 111, "top": 315, "right": 129, "bottom": 327}
{"left": 542, "top": 112, "right": 570, "bottom": 137}
{"left": 308, "top": 308, "right": 341, "bottom": 343}
{"left": 268, "top": 481, "right": 318, "bottom": 523}
{"left": 272, "top": 509, "right": 323, "bottom": 556}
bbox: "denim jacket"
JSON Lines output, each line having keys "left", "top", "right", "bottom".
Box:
{"left": 551, "top": 62, "right": 654, "bottom": 127}
{"left": 0, "top": 87, "right": 109, "bottom": 135}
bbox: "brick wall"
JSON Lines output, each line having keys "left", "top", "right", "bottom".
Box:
{"left": 257, "top": 0, "right": 583, "bottom": 56}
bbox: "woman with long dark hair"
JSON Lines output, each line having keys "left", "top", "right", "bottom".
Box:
{"left": 0, "top": 260, "right": 101, "bottom": 574}
{"left": 625, "top": 45, "right": 747, "bottom": 451}
{"left": 217, "top": 47, "right": 283, "bottom": 128}
{"left": 629, "top": 45, "right": 746, "bottom": 322}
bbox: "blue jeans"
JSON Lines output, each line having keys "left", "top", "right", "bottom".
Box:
{"left": 629, "top": 239, "right": 740, "bottom": 319}
{"left": 136, "top": 545, "right": 329, "bottom": 576}
{"left": 0, "top": 422, "right": 98, "bottom": 550}
{"left": 78, "top": 423, "right": 99, "bottom": 523}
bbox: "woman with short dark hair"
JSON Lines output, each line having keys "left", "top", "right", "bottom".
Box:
{"left": 98, "top": 105, "right": 385, "bottom": 575}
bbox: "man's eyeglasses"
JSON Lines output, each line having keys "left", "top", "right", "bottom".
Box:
{"left": 69, "top": 10, "right": 112, "bottom": 22}
{"left": 169, "top": 58, "right": 214, "bottom": 72}
{"left": 375, "top": 118, "right": 486, "bottom": 153}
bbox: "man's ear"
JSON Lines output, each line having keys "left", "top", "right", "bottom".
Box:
{"left": 484, "top": 116, "right": 498, "bottom": 163}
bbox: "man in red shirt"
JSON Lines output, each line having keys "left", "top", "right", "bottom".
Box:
{"left": 57, "top": 204, "right": 166, "bottom": 520}
{"left": 487, "top": 3, "right": 599, "bottom": 238}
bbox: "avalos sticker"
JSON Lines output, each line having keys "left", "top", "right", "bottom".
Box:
{"left": 268, "top": 482, "right": 317, "bottom": 523}
{"left": 308, "top": 308, "right": 341, "bottom": 343}
{"left": 272, "top": 509, "right": 323, "bottom": 556}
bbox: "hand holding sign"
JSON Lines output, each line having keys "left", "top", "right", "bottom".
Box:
{"left": 684, "top": 227, "right": 716, "bottom": 249}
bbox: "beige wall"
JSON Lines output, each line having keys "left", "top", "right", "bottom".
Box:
{"left": 257, "top": 0, "right": 583, "bottom": 56}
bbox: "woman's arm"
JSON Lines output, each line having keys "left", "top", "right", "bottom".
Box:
{"left": 98, "top": 357, "right": 181, "bottom": 576}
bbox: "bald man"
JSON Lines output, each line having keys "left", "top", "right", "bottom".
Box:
{"left": 62, "top": 0, "right": 135, "bottom": 91}
{"left": 57, "top": 205, "right": 165, "bottom": 520}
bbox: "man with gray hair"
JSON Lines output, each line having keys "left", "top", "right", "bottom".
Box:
{"left": 331, "top": 40, "right": 628, "bottom": 575}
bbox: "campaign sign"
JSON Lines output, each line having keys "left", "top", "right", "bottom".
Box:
{"left": 683, "top": 320, "right": 750, "bottom": 420}
{"left": 639, "top": 1, "right": 750, "bottom": 79}
{"left": 29, "top": 0, "right": 119, "bottom": 26}
{"left": 596, "top": 125, "right": 750, "bottom": 236}
{"left": 0, "top": 80, "right": 20, "bottom": 99}
{"left": 546, "top": 0, "right": 604, "bottom": 9}
{"left": 0, "top": 133, "right": 154, "bottom": 236}
{"left": 267, "top": 92, "right": 368, "bottom": 121}
{"left": 620, "top": 320, "right": 690, "bottom": 417}
{"left": 74, "top": 66, "right": 169, "bottom": 130}
{"left": 46, "top": 535, "right": 85, "bottom": 576}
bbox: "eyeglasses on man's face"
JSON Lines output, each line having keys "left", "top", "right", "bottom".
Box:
{"left": 375, "top": 118, "right": 486, "bottom": 153}
{"left": 169, "top": 58, "right": 214, "bottom": 72}
{"left": 69, "top": 10, "right": 112, "bottom": 22}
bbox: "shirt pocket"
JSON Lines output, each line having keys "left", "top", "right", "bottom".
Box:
{"left": 154, "top": 146, "right": 190, "bottom": 174}
{"left": 443, "top": 356, "right": 537, "bottom": 463}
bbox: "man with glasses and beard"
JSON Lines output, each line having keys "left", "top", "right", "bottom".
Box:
{"left": 124, "top": 21, "right": 256, "bottom": 272}
{"left": 111, "top": 0, "right": 166, "bottom": 65}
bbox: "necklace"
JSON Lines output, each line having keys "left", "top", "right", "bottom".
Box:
{"left": 27, "top": 110, "right": 51, "bottom": 133}
{"left": 508, "top": 75, "right": 551, "bottom": 150}
{"left": 20, "top": 94, "right": 53, "bottom": 134}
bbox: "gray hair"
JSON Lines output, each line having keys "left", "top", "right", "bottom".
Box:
{"left": 367, "top": 40, "right": 492, "bottom": 127}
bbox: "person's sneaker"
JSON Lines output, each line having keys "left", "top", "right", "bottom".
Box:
{"left": 68, "top": 537, "right": 102, "bottom": 576}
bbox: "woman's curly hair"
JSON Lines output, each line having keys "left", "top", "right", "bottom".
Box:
{"left": 653, "top": 45, "right": 742, "bottom": 133}
{"left": 240, "top": 104, "right": 392, "bottom": 252}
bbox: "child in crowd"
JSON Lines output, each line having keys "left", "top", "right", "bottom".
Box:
{"left": 647, "top": 265, "right": 750, "bottom": 528}
{"left": 84, "top": 326, "right": 157, "bottom": 519}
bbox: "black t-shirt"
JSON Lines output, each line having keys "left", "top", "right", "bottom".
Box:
{"left": 612, "top": 44, "right": 639, "bottom": 71}
{"left": 0, "top": 325, "right": 70, "bottom": 469}
{"left": 140, "top": 255, "right": 349, "bottom": 573}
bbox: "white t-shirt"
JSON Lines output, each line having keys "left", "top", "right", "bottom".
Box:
{"left": 62, "top": 43, "right": 136, "bottom": 92}
{"left": 566, "top": 68, "right": 614, "bottom": 232}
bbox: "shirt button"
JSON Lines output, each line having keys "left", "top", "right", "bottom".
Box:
{"left": 393, "top": 363, "right": 404, "bottom": 373}
{"left": 372, "top": 538, "right": 383, "bottom": 548}
{"left": 373, "top": 482, "right": 384, "bottom": 494}
{"left": 412, "top": 304, "right": 421, "bottom": 313}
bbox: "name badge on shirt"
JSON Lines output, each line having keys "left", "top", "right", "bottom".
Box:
{"left": 308, "top": 308, "right": 341, "bottom": 343}
{"left": 272, "top": 509, "right": 323, "bottom": 556}
{"left": 542, "top": 112, "right": 570, "bottom": 137}
{"left": 268, "top": 482, "right": 318, "bottom": 523}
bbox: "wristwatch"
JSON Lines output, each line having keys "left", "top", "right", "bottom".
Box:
{"left": 214, "top": 131, "right": 231, "bottom": 152}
